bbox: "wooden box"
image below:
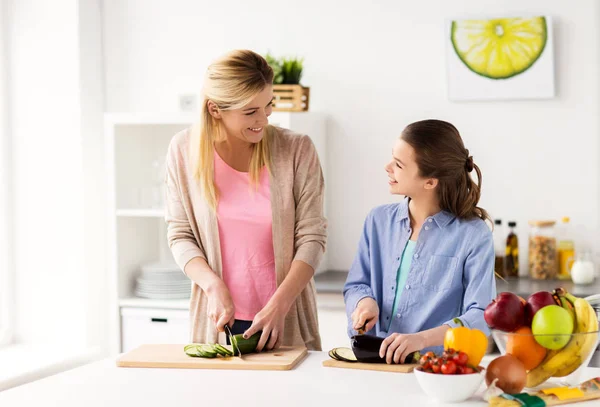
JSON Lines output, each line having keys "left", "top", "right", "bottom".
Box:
{"left": 272, "top": 85, "right": 310, "bottom": 112}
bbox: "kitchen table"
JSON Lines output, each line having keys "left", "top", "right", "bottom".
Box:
{"left": 0, "top": 352, "right": 599, "bottom": 406}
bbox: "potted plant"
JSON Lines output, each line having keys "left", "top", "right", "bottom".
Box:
{"left": 264, "top": 53, "right": 310, "bottom": 112}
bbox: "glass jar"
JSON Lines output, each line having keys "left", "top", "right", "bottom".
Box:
{"left": 528, "top": 220, "right": 558, "bottom": 279}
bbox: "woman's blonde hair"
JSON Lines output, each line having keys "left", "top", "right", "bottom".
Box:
{"left": 190, "top": 49, "right": 274, "bottom": 210}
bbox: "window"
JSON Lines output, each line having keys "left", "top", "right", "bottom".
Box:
{"left": 0, "top": 0, "right": 12, "bottom": 347}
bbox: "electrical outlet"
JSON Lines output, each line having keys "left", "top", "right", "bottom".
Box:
{"left": 179, "top": 94, "right": 198, "bottom": 112}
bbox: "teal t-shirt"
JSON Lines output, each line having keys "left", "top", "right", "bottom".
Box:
{"left": 388, "top": 240, "right": 417, "bottom": 330}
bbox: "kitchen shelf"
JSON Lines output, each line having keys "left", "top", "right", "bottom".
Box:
{"left": 119, "top": 297, "right": 190, "bottom": 310}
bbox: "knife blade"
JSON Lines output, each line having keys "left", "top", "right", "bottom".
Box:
{"left": 224, "top": 324, "right": 241, "bottom": 359}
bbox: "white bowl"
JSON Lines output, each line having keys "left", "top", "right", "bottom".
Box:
{"left": 414, "top": 368, "right": 485, "bottom": 403}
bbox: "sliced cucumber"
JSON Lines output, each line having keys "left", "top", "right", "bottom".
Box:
{"left": 199, "top": 344, "right": 218, "bottom": 357}
{"left": 184, "top": 346, "right": 203, "bottom": 357}
{"left": 332, "top": 347, "right": 358, "bottom": 363}
{"left": 213, "top": 344, "right": 233, "bottom": 357}
{"left": 184, "top": 331, "right": 263, "bottom": 359}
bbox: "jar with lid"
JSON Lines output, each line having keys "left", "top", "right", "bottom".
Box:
{"left": 528, "top": 220, "right": 558, "bottom": 279}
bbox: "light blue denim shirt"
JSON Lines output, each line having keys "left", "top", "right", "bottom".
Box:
{"left": 343, "top": 198, "right": 496, "bottom": 351}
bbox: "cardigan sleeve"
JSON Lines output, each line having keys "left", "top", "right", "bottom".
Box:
{"left": 291, "top": 135, "right": 327, "bottom": 272}
{"left": 165, "top": 133, "right": 207, "bottom": 272}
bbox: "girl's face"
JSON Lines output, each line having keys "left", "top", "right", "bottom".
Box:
{"left": 385, "top": 139, "right": 428, "bottom": 197}
{"left": 210, "top": 86, "right": 274, "bottom": 144}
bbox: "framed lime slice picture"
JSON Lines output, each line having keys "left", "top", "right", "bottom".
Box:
{"left": 451, "top": 17, "right": 547, "bottom": 80}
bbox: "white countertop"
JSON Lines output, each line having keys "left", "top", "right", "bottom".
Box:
{"left": 0, "top": 352, "right": 599, "bottom": 406}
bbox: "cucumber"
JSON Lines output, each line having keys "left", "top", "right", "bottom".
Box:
{"left": 183, "top": 331, "right": 262, "bottom": 359}
{"left": 213, "top": 344, "right": 233, "bottom": 357}
{"left": 199, "top": 344, "right": 218, "bottom": 357}
{"left": 232, "top": 332, "right": 261, "bottom": 354}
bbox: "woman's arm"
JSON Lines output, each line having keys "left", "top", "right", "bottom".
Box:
{"left": 165, "top": 136, "right": 207, "bottom": 270}
{"left": 165, "top": 135, "right": 235, "bottom": 331}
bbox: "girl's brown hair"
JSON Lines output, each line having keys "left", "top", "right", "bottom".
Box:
{"left": 401, "top": 119, "right": 491, "bottom": 223}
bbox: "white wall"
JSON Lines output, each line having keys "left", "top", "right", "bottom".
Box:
{"left": 0, "top": 0, "right": 13, "bottom": 345}
{"left": 79, "top": 0, "right": 107, "bottom": 352}
{"left": 8, "top": 0, "right": 106, "bottom": 349}
{"left": 103, "top": 0, "right": 600, "bottom": 276}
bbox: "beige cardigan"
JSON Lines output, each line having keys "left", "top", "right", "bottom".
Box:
{"left": 165, "top": 125, "right": 327, "bottom": 350}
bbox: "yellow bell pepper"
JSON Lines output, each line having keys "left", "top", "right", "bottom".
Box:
{"left": 444, "top": 318, "right": 488, "bottom": 366}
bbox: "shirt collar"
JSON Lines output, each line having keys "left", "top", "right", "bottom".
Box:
{"left": 396, "top": 197, "right": 455, "bottom": 228}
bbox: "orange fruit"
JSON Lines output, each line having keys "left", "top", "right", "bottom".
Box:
{"left": 506, "top": 326, "right": 547, "bottom": 370}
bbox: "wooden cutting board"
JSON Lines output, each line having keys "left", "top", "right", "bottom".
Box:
{"left": 116, "top": 344, "right": 308, "bottom": 371}
{"left": 322, "top": 359, "right": 417, "bottom": 373}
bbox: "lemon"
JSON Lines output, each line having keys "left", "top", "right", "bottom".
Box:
{"left": 451, "top": 17, "right": 547, "bottom": 79}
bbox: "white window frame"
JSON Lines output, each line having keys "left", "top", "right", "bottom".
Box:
{"left": 0, "top": 0, "right": 13, "bottom": 347}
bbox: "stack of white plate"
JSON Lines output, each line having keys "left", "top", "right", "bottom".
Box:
{"left": 134, "top": 262, "right": 191, "bottom": 300}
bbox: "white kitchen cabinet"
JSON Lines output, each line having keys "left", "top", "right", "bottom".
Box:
{"left": 106, "top": 112, "right": 328, "bottom": 355}
{"left": 120, "top": 307, "right": 189, "bottom": 353}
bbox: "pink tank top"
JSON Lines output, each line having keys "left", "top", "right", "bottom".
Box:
{"left": 214, "top": 150, "right": 276, "bottom": 321}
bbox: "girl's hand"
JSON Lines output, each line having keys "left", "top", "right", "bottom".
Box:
{"left": 351, "top": 297, "right": 379, "bottom": 333}
{"left": 243, "top": 300, "right": 289, "bottom": 352}
{"left": 205, "top": 280, "right": 236, "bottom": 332}
{"left": 379, "top": 332, "right": 426, "bottom": 364}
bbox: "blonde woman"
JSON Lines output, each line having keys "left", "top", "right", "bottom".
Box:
{"left": 165, "top": 50, "right": 326, "bottom": 351}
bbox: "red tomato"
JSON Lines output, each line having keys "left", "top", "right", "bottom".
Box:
{"left": 452, "top": 351, "right": 469, "bottom": 367}
{"left": 431, "top": 358, "right": 441, "bottom": 373}
{"left": 441, "top": 360, "right": 457, "bottom": 375}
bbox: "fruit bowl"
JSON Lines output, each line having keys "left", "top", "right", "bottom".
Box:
{"left": 491, "top": 329, "right": 600, "bottom": 388}
{"left": 414, "top": 367, "right": 485, "bottom": 402}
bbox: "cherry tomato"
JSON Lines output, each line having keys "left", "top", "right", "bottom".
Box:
{"left": 456, "top": 365, "right": 464, "bottom": 375}
{"left": 431, "top": 358, "right": 441, "bottom": 373}
{"left": 452, "top": 351, "right": 469, "bottom": 367}
{"left": 419, "top": 355, "right": 432, "bottom": 370}
{"left": 463, "top": 366, "right": 475, "bottom": 374}
{"left": 441, "top": 360, "right": 457, "bottom": 375}
{"left": 425, "top": 351, "right": 435, "bottom": 359}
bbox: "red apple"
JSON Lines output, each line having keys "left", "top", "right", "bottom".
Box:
{"left": 525, "top": 291, "right": 558, "bottom": 326}
{"left": 484, "top": 292, "right": 525, "bottom": 332}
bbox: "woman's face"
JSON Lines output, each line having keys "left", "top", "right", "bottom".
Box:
{"left": 216, "top": 86, "right": 274, "bottom": 144}
{"left": 384, "top": 138, "right": 425, "bottom": 197}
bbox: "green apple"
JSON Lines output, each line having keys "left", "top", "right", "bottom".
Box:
{"left": 531, "top": 305, "right": 574, "bottom": 349}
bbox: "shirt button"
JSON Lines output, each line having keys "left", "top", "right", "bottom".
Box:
{"left": 386, "top": 316, "right": 389, "bottom": 320}
{"left": 396, "top": 257, "right": 400, "bottom": 260}
{"left": 397, "top": 314, "right": 401, "bottom": 318}
{"left": 414, "top": 253, "right": 419, "bottom": 259}
{"left": 405, "top": 284, "right": 410, "bottom": 290}
{"left": 428, "top": 219, "right": 433, "bottom": 223}
{"left": 391, "top": 286, "right": 395, "bottom": 290}
{"left": 424, "top": 226, "right": 430, "bottom": 231}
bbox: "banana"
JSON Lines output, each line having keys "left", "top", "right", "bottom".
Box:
{"left": 556, "top": 293, "right": 576, "bottom": 324}
{"left": 552, "top": 291, "right": 599, "bottom": 377}
{"left": 526, "top": 288, "right": 596, "bottom": 387}
{"left": 526, "top": 348, "right": 561, "bottom": 388}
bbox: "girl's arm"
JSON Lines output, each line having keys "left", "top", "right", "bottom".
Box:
{"left": 343, "top": 211, "right": 376, "bottom": 336}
